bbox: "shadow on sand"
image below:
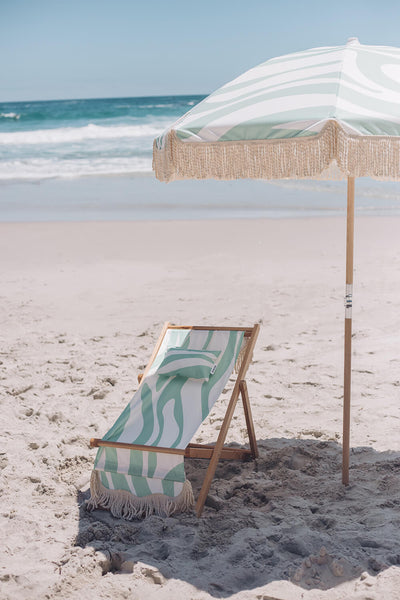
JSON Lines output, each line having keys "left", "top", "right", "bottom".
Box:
{"left": 76, "top": 437, "right": 400, "bottom": 597}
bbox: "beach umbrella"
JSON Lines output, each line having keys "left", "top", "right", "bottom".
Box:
{"left": 153, "top": 38, "right": 400, "bottom": 485}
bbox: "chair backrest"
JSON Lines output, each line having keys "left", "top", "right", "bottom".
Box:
{"left": 103, "top": 326, "right": 250, "bottom": 449}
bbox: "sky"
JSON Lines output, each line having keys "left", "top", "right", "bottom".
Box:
{"left": 1, "top": 0, "right": 400, "bottom": 102}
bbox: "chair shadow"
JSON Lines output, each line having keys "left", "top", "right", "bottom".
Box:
{"left": 76, "top": 437, "right": 400, "bottom": 597}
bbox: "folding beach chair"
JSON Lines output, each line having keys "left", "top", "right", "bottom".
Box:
{"left": 88, "top": 322, "right": 260, "bottom": 518}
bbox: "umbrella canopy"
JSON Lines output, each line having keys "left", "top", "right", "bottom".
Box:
{"left": 152, "top": 38, "right": 400, "bottom": 487}
{"left": 153, "top": 38, "right": 400, "bottom": 182}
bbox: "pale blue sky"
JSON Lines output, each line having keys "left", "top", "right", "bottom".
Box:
{"left": 1, "top": 0, "right": 399, "bottom": 102}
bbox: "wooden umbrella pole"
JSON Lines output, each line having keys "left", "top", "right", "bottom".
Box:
{"left": 342, "top": 176, "right": 355, "bottom": 485}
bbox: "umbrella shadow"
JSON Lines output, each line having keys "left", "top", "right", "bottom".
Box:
{"left": 76, "top": 437, "right": 400, "bottom": 597}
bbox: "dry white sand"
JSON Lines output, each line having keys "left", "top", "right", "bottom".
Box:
{"left": 1, "top": 217, "right": 400, "bottom": 600}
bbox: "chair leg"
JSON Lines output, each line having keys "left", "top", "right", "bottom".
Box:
{"left": 240, "top": 380, "right": 259, "bottom": 459}
{"left": 195, "top": 380, "right": 242, "bottom": 517}
{"left": 195, "top": 326, "right": 260, "bottom": 517}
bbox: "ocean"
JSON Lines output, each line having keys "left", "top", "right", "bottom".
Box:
{"left": 0, "top": 95, "right": 203, "bottom": 180}
{"left": 1, "top": 95, "right": 400, "bottom": 221}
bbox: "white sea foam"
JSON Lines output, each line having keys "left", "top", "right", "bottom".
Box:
{"left": 0, "top": 123, "right": 165, "bottom": 145}
{"left": 0, "top": 156, "right": 153, "bottom": 180}
{"left": 137, "top": 104, "right": 172, "bottom": 109}
{"left": 0, "top": 112, "right": 20, "bottom": 120}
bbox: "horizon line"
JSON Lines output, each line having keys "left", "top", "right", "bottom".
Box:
{"left": 0, "top": 92, "right": 208, "bottom": 105}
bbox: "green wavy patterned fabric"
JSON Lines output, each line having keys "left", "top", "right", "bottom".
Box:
{"left": 156, "top": 39, "right": 400, "bottom": 146}
{"left": 153, "top": 39, "right": 400, "bottom": 182}
{"left": 157, "top": 348, "right": 221, "bottom": 379}
{"left": 92, "top": 329, "right": 244, "bottom": 502}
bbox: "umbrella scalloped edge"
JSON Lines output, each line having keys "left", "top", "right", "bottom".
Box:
{"left": 153, "top": 121, "right": 400, "bottom": 183}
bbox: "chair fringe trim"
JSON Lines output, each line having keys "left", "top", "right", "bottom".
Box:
{"left": 86, "top": 470, "right": 194, "bottom": 520}
{"left": 153, "top": 121, "right": 400, "bottom": 182}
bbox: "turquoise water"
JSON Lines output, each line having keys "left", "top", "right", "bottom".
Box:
{"left": 0, "top": 95, "right": 204, "bottom": 180}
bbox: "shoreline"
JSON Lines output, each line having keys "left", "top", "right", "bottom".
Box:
{"left": 2, "top": 214, "right": 400, "bottom": 228}
{"left": 2, "top": 174, "right": 400, "bottom": 223}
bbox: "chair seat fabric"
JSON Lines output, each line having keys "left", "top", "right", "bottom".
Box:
{"left": 88, "top": 328, "right": 244, "bottom": 518}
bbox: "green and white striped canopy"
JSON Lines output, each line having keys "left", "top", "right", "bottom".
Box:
{"left": 153, "top": 39, "right": 400, "bottom": 182}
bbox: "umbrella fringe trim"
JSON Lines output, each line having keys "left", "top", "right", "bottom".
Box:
{"left": 153, "top": 121, "right": 400, "bottom": 182}
{"left": 86, "top": 470, "right": 194, "bottom": 520}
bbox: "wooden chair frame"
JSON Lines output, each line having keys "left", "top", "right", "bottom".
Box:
{"left": 90, "top": 322, "right": 260, "bottom": 517}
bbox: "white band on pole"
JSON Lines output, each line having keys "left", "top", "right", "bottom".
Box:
{"left": 345, "top": 283, "right": 353, "bottom": 319}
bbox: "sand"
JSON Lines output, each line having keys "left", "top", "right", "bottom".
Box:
{"left": 1, "top": 216, "right": 400, "bottom": 600}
